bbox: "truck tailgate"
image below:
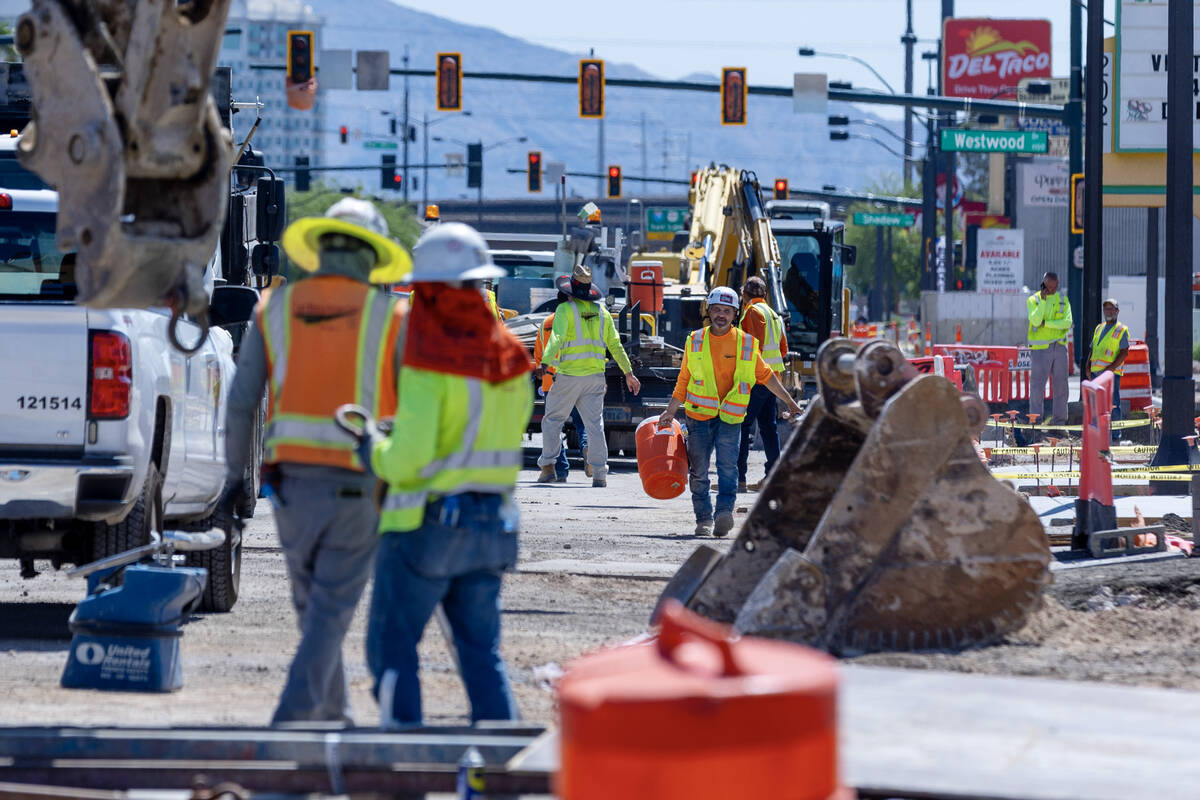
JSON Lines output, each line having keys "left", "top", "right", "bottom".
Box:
{"left": 0, "top": 303, "right": 88, "bottom": 449}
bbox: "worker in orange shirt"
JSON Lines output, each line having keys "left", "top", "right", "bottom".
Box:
{"left": 656, "top": 287, "right": 803, "bottom": 537}
{"left": 534, "top": 309, "right": 590, "bottom": 481}
{"left": 736, "top": 276, "right": 789, "bottom": 492}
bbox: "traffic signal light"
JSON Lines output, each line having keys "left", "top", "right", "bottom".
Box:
{"left": 286, "top": 30, "right": 313, "bottom": 83}
{"left": 773, "top": 178, "right": 788, "bottom": 199}
{"left": 690, "top": 170, "right": 698, "bottom": 187}
{"left": 294, "top": 155, "right": 310, "bottom": 192}
{"left": 579, "top": 59, "right": 604, "bottom": 118}
{"left": 436, "top": 52, "right": 462, "bottom": 111}
{"left": 466, "top": 142, "right": 482, "bottom": 189}
{"left": 607, "top": 165, "right": 621, "bottom": 198}
{"left": 721, "top": 67, "right": 747, "bottom": 125}
{"left": 381, "top": 154, "right": 397, "bottom": 190}
{"left": 527, "top": 151, "right": 542, "bottom": 193}
{"left": 339, "top": 125, "right": 348, "bottom": 144}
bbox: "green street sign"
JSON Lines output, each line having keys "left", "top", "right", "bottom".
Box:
{"left": 852, "top": 212, "right": 914, "bottom": 227}
{"left": 940, "top": 129, "right": 1047, "bottom": 153}
{"left": 363, "top": 140, "right": 398, "bottom": 150}
{"left": 645, "top": 206, "right": 688, "bottom": 240}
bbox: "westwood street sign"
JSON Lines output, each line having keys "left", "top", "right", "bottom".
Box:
{"left": 940, "top": 129, "right": 1048, "bottom": 153}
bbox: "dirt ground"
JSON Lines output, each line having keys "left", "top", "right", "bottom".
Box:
{"left": 3, "top": 450, "right": 1200, "bottom": 728}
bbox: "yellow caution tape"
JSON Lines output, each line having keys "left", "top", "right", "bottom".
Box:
{"left": 991, "top": 464, "right": 1200, "bottom": 481}
{"left": 992, "top": 418, "right": 1155, "bottom": 432}
{"left": 987, "top": 445, "right": 1160, "bottom": 456}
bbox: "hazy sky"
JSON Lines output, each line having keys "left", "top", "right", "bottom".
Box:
{"left": 392, "top": 0, "right": 1118, "bottom": 102}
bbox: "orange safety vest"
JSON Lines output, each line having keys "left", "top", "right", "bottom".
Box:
{"left": 534, "top": 313, "right": 557, "bottom": 393}
{"left": 259, "top": 275, "right": 404, "bottom": 471}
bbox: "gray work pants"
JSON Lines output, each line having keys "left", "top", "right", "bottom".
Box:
{"left": 538, "top": 373, "right": 608, "bottom": 479}
{"left": 1029, "top": 343, "right": 1069, "bottom": 425}
{"left": 270, "top": 468, "right": 380, "bottom": 725}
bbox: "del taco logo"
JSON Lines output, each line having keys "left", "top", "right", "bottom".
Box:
{"left": 942, "top": 18, "right": 1052, "bottom": 100}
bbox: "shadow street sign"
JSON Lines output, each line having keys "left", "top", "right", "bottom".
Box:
{"left": 853, "top": 212, "right": 915, "bottom": 227}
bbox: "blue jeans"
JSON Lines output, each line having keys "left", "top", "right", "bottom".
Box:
{"left": 1111, "top": 374, "right": 1123, "bottom": 441}
{"left": 737, "top": 385, "right": 780, "bottom": 483}
{"left": 555, "top": 408, "right": 589, "bottom": 479}
{"left": 685, "top": 416, "right": 740, "bottom": 522}
{"left": 367, "top": 492, "right": 519, "bottom": 727}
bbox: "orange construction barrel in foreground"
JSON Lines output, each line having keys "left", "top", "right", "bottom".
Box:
{"left": 557, "top": 602, "right": 847, "bottom": 800}
{"left": 635, "top": 417, "right": 688, "bottom": 499}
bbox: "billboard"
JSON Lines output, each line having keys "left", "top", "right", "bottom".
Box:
{"left": 942, "top": 18, "right": 1052, "bottom": 100}
{"left": 1114, "top": 0, "right": 1200, "bottom": 152}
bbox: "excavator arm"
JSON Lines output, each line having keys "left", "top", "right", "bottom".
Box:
{"left": 15, "top": 0, "right": 234, "bottom": 320}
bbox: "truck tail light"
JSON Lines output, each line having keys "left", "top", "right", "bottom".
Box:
{"left": 89, "top": 331, "right": 132, "bottom": 419}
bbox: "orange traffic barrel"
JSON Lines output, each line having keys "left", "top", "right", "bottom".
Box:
{"left": 557, "top": 602, "right": 845, "bottom": 800}
{"left": 1122, "top": 343, "right": 1151, "bottom": 411}
{"left": 635, "top": 417, "right": 688, "bottom": 499}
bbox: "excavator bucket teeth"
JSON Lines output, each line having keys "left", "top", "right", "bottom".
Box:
{"left": 674, "top": 338, "right": 1051, "bottom": 655}
{"left": 16, "top": 0, "right": 234, "bottom": 315}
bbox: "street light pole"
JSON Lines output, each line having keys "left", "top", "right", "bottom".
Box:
{"left": 402, "top": 46, "right": 410, "bottom": 205}
{"left": 422, "top": 111, "right": 429, "bottom": 210}
{"left": 902, "top": 0, "right": 916, "bottom": 185}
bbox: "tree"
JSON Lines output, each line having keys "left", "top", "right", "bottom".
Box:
{"left": 842, "top": 176, "right": 922, "bottom": 310}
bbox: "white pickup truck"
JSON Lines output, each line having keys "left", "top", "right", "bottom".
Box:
{"left": 0, "top": 181, "right": 253, "bottom": 611}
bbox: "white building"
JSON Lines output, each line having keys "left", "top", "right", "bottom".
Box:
{"left": 221, "top": 0, "right": 326, "bottom": 180}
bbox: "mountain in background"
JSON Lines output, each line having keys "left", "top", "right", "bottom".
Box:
{"left": 306, "top": 0, "right": 908, "bottom": 203}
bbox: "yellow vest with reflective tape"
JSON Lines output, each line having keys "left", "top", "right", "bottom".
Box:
{"left": 739, "top": 301, "right": 785, "bottom": 373}
{"left": 1027, "top": 292, "right": 1070, "bottom": 349}
{"left": 683, "top": 327, "right": 758, "bottom": 424}
{"left": 378, "top": 369, "right": 532, "bottom": 532}
{"left": 1090, "top": 321, "right": 1129, "bottom": 377}
{"left": 554, "top": 298, "right": 610, "bottom": 376}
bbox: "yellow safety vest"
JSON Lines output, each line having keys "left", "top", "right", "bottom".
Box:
{"left": 554, "top": 298, "right": 611, "bottom": 376}
{"left": 739, "top": 301, "right": 785, "bottom": 373}
{"left": 1026, "top": 292, "right": 1071, "bottom": 350}
{"left": 486, "top": 289, "right": 503, "bottom": 320}
{"left": 1090, "top": 321, "right": 1129, "bottom": 377}
{"left": 683, "top": 327, "right": 758, "bottom": 424}
{"left": 377, "top": 368, "right": 532, "bottom": 532}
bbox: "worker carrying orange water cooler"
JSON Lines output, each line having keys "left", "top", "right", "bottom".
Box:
{"left": 635, "top": 416, "right": 688, "bottom": 499}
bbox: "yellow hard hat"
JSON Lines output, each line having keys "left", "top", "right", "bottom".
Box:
{"left": 281, "top": 197, "right": 412, "bottom": 284}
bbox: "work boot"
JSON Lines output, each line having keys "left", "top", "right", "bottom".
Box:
{"left": 695, "top": 519, "right": 714, "bottom": 536}
{"left": 536, "top": 465, "right": 557, "bottom": 483}
{"left": 713, "top": 511, "right": 735, "bottom": 538}
{"left": 747, "top": 479, "right": 765, "bottom": 492}
{"left": 737, "top": 480, "right": 748, "bottom": 493}
{"left": 583, "top": 446, "right": 592, "bottom": 477}
{"left": 555, "top": 475, "right": 567, "bottom": 483}
{"left": 592, "top": 477, "right": 607, "bottom": 488}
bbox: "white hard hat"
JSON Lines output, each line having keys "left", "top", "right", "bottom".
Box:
{"left": 409, "top": 222, "right": 504, "bottom": 283}
{"left": 706, "top": 286, "right": 739, "bottom": 310}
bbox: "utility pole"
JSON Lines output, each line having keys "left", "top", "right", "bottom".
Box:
{"left": 1152, "top": 0, "right": 1195, "bottom": 479}
{"left": 902, "top": 0, "right": 916, "bottom": 185}
{"left": 872, "top": 224, "right": 885, "bottom": 319}
{"left": 640, "top": 113, "right": 648, "bottom": 194}
{"left": 591, "top": 47, "right": 604, "bottom": 198}
{"left": 941, "top": 0, "right": 955, "bottom": 296}
{"left": 886, "top": 225, "right": 894, "bottom": 321}
{"left": 1067, "top": 0, "right": 1084, "bottom": 366}
{"left": 1146, "top": 207, "right": 1160, "bottom": 389}
{"left": 921, "top": 94, "right": 937, "bottom": 291}
{"left": 421, "top": 111, "right": 429, "bottom": 210}
{"left": 1082, "top": 0, "right": 1104, "bottom": 393}
{"left": 402, "top": 46, "right": 410, "bottom": 205}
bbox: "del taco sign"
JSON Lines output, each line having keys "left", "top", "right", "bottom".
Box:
{"left": 942, "top": 18, "right": 1052, "bottom": 100}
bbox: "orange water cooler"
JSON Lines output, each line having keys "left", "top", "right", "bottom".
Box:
{"left": 634, "top": 417, "right": 688, "bottom": 499}
{"left": 628, "top": 260, "right": 664, "bottom": 314}
{"left": 557, "top": 602, "right": 849, "bottom": 800}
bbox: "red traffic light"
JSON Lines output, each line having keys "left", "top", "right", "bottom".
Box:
{"left": 606, "top": 165, "right": 621, "bottom": 198}
{"left": 339, "top": 125, "right": 348, "bottom": 144}
{"left": 773, "top": 178, "right": 788, "bottom": 200}
{"left": 393, "top": 174, "right": 402, "bottom": 184}
{"left": 530, "top": 152, "right": 540, "bottom": 164}
{"left": 527, "top": 150, "right": 543, "bottom": 193}
{"left": 608, "top": 166, "right": 620, "bottom": 178}
{"left": 690, "top": 170, "right": 698, "bottom": 187}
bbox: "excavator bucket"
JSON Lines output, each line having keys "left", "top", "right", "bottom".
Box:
{"left": 15, "top": 0, "right": 234, "bottom": 316}
{"left": 660, "top": 339, "right": 1051, "bottom": 655}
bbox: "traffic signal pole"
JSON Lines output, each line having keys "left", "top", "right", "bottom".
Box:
{"left": 1067, "top": 0, "right": 1084, "bottom": 365}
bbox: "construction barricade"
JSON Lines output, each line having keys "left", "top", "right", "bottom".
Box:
{"left": 1122, "top": 343, "right": 1151, "bottom": 411}
{"left": 933, "top": 344, "right": 1052, "bottom": 407}
{"left": 907, "top": 355, "right": 963, "bottom": 390}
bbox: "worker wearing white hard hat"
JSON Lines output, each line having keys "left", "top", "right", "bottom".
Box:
{"left": 657, "top": 285, "right": 803, "bottom": 537}
{"left": 224, "top": 196, "right": 411, "bottom": 725}
{"left": 357, "top": 220, "right": 533, "bottom": 727}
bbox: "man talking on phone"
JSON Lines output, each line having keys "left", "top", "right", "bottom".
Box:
{"left": 1026, "top": 271, "right": 1073, "bottom": 429}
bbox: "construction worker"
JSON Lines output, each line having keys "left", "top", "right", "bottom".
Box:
{"left": 222, "top": 197, "right": 411, "bottom": 725}
{"left": 535, "top": 263, "right": 641, "bottom": 487}
{"left": 657, "top": 287, "right": 803, "bottom": 537}
{"left": 482, "top": 278, "right": 504, "bottom": 320}
{"left": 736, "top": 276, "right": 788, "bottom": 493}
{"left": 354, "top": 222, "right": 532, "bottom": 727}
{"left": 534, "top": 310, "right": 590, "bottom": 481}
{"left": 1027, "top": 271, "right": 1073, "bottom": 427}
{"left": 1087, "top": 298, "right": 1130, "bottom": 433}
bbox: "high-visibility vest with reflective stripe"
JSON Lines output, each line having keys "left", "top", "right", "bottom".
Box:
{"left": 379, "top": 368, "right": 532, "bottom": 532}
{"left": 740, "top": 300, "right": 785, "bottom": 373}
{"left": 556, "top": 298, "right": 610, "bottom": 374}
{"left": 1090, "top": 321, "right": 1129, "bottom": 377}
{"left": 535, "top": 314, "right": 556, "bottom": 393}
{"left": 683, "top": 327, "right": 758, "bottom": 424}
{"left": 259, "top": 276, "right": 402, "bottom": 471}
{"left": 486, "top": 289, "right": 503, "bottom": 321}
{"left": 1027, "top": 292, "right": 1070, "bottom": 349}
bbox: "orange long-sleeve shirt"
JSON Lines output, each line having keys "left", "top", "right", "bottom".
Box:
{"left": 533, "top": 313, "right": 556, "bottom": 393}
{"left": 740, "top": 298, "right": 788, "bottom": 359}
{"left": 672, "top": 327, "right": 775, "bottom": 419}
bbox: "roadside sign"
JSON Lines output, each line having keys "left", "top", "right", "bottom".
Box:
{"left": 1046, "top": 135, "right": 1069, "bottom": 158}
{"left": 793, "top": 72, "right": 827, "bottom": 115}
{"left": 942, "top": 18, "right": 1051, "bottom": 100}
{"left": 445, "top": 152, "right": 464, "bottom": 176}
{"left": 1017, "top": 76, "right": 1069, "bottom": 105}
{"left": 645, "top": 206, "right": 688, "bottom": 241}
{"left": 852, "top": 212, "right": 914, "bottom": 227}
{"left": 940, "top": 129, "right": 1048, "bottom": 153}
{"left": 1017, "top": 116, "right": 1069, "bottom": 137}
{"left": 1070, "top": 173, "right": 1084, "bottom": 234}
{"left": 363, "top": 140, "right": 397, "bottom": 150}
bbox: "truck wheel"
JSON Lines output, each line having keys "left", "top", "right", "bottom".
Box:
{"left": 238, "top": 402, "right": 264, "bottom": 518}
{"left": 186, "top": 505, "right": 241, "bottom": 612}
{"left": 91, "top": 464, "right": 161, "bottom": 561}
